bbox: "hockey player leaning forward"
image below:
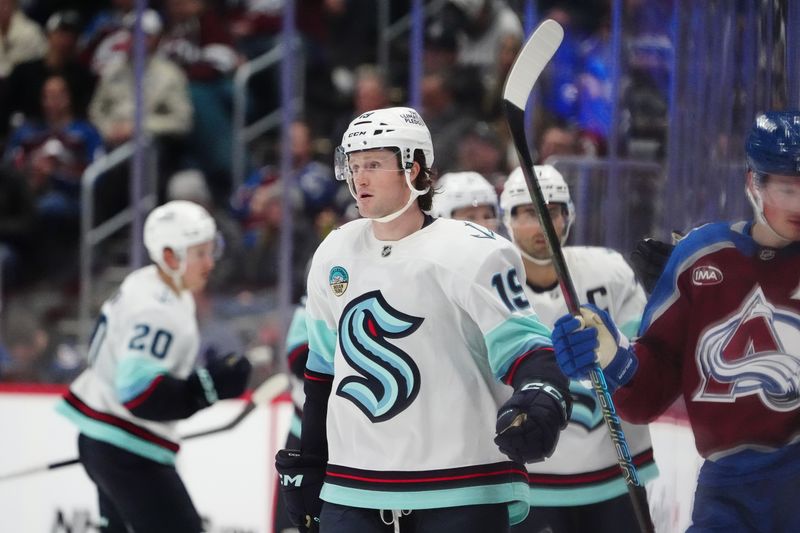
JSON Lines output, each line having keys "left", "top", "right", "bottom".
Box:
{"left": 57, "top": 201, "right": 252, "bottom": 533}
{"left": 275, "top": 106, "right": 571, "bottom": 533}
{"left": 499, "top": 166, "right": 657, "bottom": 532}
{"left": 553, "top": 111, "right": 800, "bottom": 533}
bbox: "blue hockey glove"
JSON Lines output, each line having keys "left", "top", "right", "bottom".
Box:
{"left": 494, "top": 381, "right": 570, "bottom": 463}
{"left": 275, "top": 449, "right": 325, "bottom": 533}
{"left": 552, "top": 304, "right": 638, "bottom": 393}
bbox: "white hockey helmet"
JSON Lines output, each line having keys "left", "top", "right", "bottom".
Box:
{"left": 501, "top": 165, "right": 575, "bottom": 240}
{"left": 431, "top": 171, "right": 498, "bottom": 219}
{"left": 335, "top": 107, "right": 434, "bottom": 223}
{"left": 144, "top": 200, "right": 217, "bottom": 286}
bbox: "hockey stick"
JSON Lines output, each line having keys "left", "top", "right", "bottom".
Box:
{"left": 0, "top": 372, "right": 290, "bottom": 483}
{"left": 503, "top": 19, "right": 654, "bottom": 533}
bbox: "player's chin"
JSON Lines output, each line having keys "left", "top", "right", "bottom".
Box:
{"left": 188, "top": 275, "right": 210, "bottom": 292}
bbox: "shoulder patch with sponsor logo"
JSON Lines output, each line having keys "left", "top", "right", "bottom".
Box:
{"left": 692, "top": 265, "right": 723, "bottom": 286}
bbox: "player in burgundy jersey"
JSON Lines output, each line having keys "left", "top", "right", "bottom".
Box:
{"left": 551, "top": 110, "right": 800, "bottom": 532}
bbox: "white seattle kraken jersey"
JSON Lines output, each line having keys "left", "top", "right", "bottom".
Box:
{"left": 57, "top": 265, "right": 199, "bottom": 464}
{"left": 305, "top": 217, "right": 552, "bottom": 519}
{"left": 523, "top": 246, "right": 657, "bottom": 506}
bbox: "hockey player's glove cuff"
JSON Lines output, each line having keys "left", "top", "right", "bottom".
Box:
{"left": 494, "top": 381, "right": 570, "bottom": 464}
{"left": 275, "top": 449, "right": 325, "bottom": 533}
{"left": 552, "top": 304, "right": 638, "bottom": 393}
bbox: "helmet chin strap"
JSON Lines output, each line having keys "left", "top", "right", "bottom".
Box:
{"left": 746, "top": 184, "right": 793, "bottom": 246}
{"left": 350, "top": 169, "right": 429, "bottom": 224}
{"left": 519, "top": 247, "right": 554, "bottom": 266}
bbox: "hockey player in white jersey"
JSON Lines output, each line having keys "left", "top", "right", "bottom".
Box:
{"left": 499, "top": 166, "right": 657, "bottom": 532}
{"left": 57, "top": 200, "right": 252, "bottom": 533}
{"left": 275, "top": 107, "right": 571, "bottom": 533}
{"left": 431, "top": 171, "right": 500, "bottom": 232}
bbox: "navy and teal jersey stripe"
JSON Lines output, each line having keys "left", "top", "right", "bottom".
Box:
{"left": 115, "top": 356, "right": 169, "bottom": 404}
{"left": 485, "top": 315, "right": 552, "bottom": 381}
{"left": 319, "top": 462, "right": 530, "bottom": 525}
{"left": 286, "top": 306, "right": 309, "bottom": 351}
{"left": 526, "top": 448, "right": 657, "bottom": 507}
{"left": 306, "top": 317, "right": 336, "bottom": 375}
{"left": 56, "top": 392, "right": 178, "bottom": 465}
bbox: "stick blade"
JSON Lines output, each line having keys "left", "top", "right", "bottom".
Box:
{"left": 503, "top": 19, "right": 564, "bottom": 110}
{"left": 251, "top": 372, "right": 290, "bottom": 406}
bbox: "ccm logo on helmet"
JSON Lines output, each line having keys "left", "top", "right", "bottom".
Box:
{"left": 347, "top": 131, "right": 367, "bottom": 138}
{"left": 692, "top": 266, "right": 723, "bottom": 286}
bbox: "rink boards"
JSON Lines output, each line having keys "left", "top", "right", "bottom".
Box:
{"left": 0, "top": 384, "right": 702, "bottom": 533}
{"left": 0, "top": 383, "right": 292, "bottom": 533}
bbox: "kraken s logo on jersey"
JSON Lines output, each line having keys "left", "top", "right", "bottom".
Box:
{"left": 337, "top": 291, "right": 423, "bottom": 422}
{"left": 694, "top": 286, "right": 800, "bottom": 411}
{"left": 568, "top": 380, "right": 603, "bottom": 431}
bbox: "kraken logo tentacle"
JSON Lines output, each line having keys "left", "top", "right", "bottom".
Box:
{"left": 337, "top": 291, "right": 423, "bottom": 422}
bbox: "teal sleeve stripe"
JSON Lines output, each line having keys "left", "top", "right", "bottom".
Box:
{"left": 115, "top": 356, "right": 169, "bottom": 403}
{"left": 485, "top": 315, "right": 552, "bottom": 381}
{"left": 286, "top": 308, "right": 309, "bottom": 350}
{"left": 289, "top": 412, "right": 302, "bottom": 439}
{"left": 321, "top": 482, "right": 530, "bottom": 524}
{"left": 55, "top": 401, "right": 176, "bottom": 465}
{"left": 527, "top": 462, "right": 659, "bottom": 506}
{"left": 619, "top": 318, "right": 642, "bottom": 339}
{"left": 306, "top": 318, "right": 337, "bottom": 364}
{"left": 307, "top": 349, "right": 334, "bottom": 375}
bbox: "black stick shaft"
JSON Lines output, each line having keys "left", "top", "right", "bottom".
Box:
{"left": 505, "top": 102, "right": 654, "bottom": 533}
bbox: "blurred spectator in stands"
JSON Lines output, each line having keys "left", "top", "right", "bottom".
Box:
{"left": 535, "top": 6, "right": 582, "bottom": 125}
{"left": 166, "top": 168, "right": 244, "bottom": 291}
{"left": 456, "top": 121, "right": 507, "bottom": 188}
{"left": 0, "top": 310, "right": 50, "bottom": 382}
{"left": 482, "top": 32, "right": 521, "bottom": 122}
{"left": 436, "top": 0, "right": 522, "bottom": 84}
{"left": 2, "top": 10, "right": 96, "bottom": 141}
{"left": 0, "top": 0, "right": 46, "bottom": 79}
{"left": 424, "top": 22, "right": 458, "bottom": 75}
{"left": 79, "top": 0, "right": 134, "bottom": 74}
{"left": 0, "top": 162, "right": 35, "bottom": 287}
{"left": 575, "top": 13, "right": 613, "bottom": 156}
{"left": 89, "top": 8, "right": 191, "bottom": 188}
{"left": 535, "top": 119, "right": 582, "bottom": 164}
{"left": 232, "top": 120, "right": 340, "bottom": 301}
{"left": 4, "top": 74, "right": 104, "bottom": 279}
{"left": 330, "top": 64, "right": 392, "bottom": 148}
{"left": 421, "top": 69, "right": 477, "bottom": 174}
{"left": 160, "top": 0, "right": 240, "bottom": 201}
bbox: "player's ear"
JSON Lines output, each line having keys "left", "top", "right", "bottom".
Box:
{"left": 163, "top": 248, "right": 180, "bottom": 270}
{"left": 409, "top": 160, "right": 421, "bottom": 183}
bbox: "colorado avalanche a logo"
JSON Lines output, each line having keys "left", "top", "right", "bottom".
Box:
{"left": 693, "top": 286, "right": 800, "bottom": 411}
{"left": 337, "top": 291, "right": 423, "bottom": 422}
